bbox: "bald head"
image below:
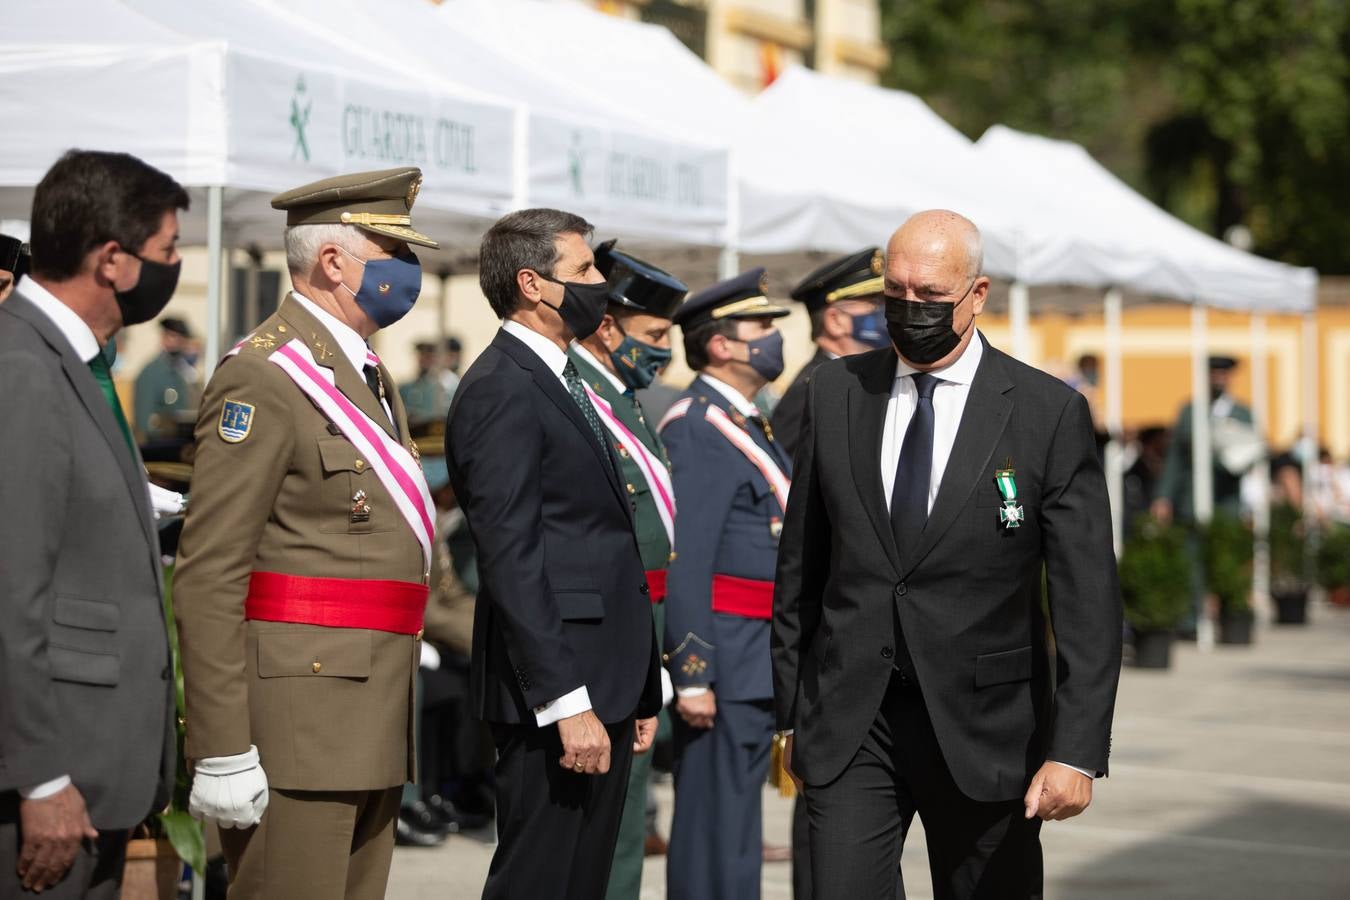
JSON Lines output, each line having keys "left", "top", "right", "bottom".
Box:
{"left": 883, "top": 209, "right": 991, "bottom": 371}
{"left": 888, "top": 210, "right": 983, "bottom": 282}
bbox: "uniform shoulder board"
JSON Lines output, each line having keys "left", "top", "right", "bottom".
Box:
{"left": 657, "top": 397, "right": 697, "bottom": 433}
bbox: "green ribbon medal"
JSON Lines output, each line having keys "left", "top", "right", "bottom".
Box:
{"left": 995, "top": 467, "right": 1024, "bottom": 529}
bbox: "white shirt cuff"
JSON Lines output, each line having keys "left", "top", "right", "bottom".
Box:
{"left": 676, "top": 685, "right": 710, "bottom": 698}
{"left": 533, "top": 685, "right": 592, "bottom": 727}
{"left": 19, "top": 775, "right": 71, "bottom": 800}
{"left": 1050, "top": 760, "right": 1096, "bottom": 779}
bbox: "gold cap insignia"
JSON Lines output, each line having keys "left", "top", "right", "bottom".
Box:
{"left": 406, "top": 173, "right": 423, "bottom": 209}
{"left": 758, "top": 272, "right": 769, "bottom": 293}
{"left": 871, "top": 250, "right": 884, "bottom": 275}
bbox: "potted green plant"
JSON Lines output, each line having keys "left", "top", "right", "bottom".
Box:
{"left": 1120, "top": 519, "right": 1192, "bottom": 668}
{"left": 1269, "top": 503, "right": 1310, "bottom": 624}
{"left": 123, "top": 567, "right": 206, "bottom": 900}
{"left": 1317, "top": 523, "right": 1350, "bottom": 607}
{"left": 1204, "top": 513, "right": 1255, "bottom": 644}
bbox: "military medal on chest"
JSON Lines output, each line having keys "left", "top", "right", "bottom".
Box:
{"left": 350, "top": 489, "right": 372, "bottom": 524}
{"left": 994, "top": 462, "right": 1024, "bottom": 529}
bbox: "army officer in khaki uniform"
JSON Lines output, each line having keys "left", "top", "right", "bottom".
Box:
{"left": 173, "top": 167, "right": 439, "bottom": 900}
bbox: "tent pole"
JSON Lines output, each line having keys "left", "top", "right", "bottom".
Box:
{"left": 1191, "top": 302, "right": 1214, "bottom": 650}
{"left": 204, "top": 185, "right": 225, "bottom": 379}
{"left": 1009, "top": 281, "right": 1031, "bottom": 363}
{"left": 1103, "top": 288, "right": 1124, "bottom": 557}
{"left": 1251, "top": 314, "right": 1271, "bottom": 621}
{"left": 719, "top": 152, "right": 740, "bottom": 280}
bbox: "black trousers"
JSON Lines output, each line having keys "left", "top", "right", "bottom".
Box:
{"left": 805, "top": 677, "right": 1042, "bottom": 900}
{"left": 482, "top": 718, "right": 635, "bottom": 900}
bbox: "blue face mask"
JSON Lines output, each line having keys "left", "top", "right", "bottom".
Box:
{"left": 340, "top": 246, "right": 422, "bottom": 329}
{"left": 850, "top": 308, "right": 891, "bottom": 350}
{"left": 728, "top": 329, "right": 785, "bottom": 382}
{"left": 610, "top": 324, "right": 672, "bottom": 391}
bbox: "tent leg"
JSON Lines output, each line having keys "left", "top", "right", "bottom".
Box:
{"left": 204, "top": 185, "right": 225, "bottom": 379}
{"left": 1190, "top": 303, "right": 1214, "bottom": 651}
{"left": 1251, "top": 314, "right": 1271, "bottom": 621}
{"left": 1103, "top": 288, "right": 1124, "bottom": 558}
{"left": 1009, "top": 281, "right": 1031, "bottom": 363}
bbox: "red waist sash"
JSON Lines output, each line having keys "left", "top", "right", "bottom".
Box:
{"left": 710, "top": 574, "right": 773, "bottom": 620}
{"left": 645, "top": 569, "right": 668, "bottom": 605}
{"left": 244, "top": 572, "right": 428, "bottom": 635}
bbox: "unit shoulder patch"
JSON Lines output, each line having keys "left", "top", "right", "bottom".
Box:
{"left": 218, "top": 398, "right": 256, "bottom": 443}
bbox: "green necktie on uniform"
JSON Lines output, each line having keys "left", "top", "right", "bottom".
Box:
{"left": 88, "top": 351, "right": 137, "bottom": 459}
{"left": 563, "top": 360, "right": 615, "bottom": 477}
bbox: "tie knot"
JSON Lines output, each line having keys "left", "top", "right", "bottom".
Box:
{"left": 563, "top": 360, "right": 580, "bottom": 379}
{"left": 911, "top": 372, "right": 940, "bottom": 400}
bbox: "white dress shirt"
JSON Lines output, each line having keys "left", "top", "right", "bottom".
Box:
{"left": 15, "top": 281, "right": 102, "bottom": 801}
{"left": 500, "top": 320, "right": 593, "bottom": 727}
{"left": 290, "top": 291, "right": 392, "bottom": 422}
{"left": 879, "top": 333, "right": 1093, "bottom": 781}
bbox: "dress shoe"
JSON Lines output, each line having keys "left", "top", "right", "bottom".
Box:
{"left": 643, "top": 833, "right": 668, "bottom": 857}
{"left": 403, "top": 800, "right": 452, "bottom": 836}
{"left": 425, "top": 794, "right": 491, "bottom": 832}
{"left": 395, "top": 813, "right": 447, "bottom": 847}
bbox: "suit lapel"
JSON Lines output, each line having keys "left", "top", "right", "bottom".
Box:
{"left": 5, "top": 294, "right": 158, "bottom": 556}
{"left": 905, "top": 344, "right": 1014, "bottom": 575}
{"left": 277, "top": 296, "right": 397, "bottom": 441}
{"left": 495, "top": 331, "right": 629, "bottom": 514}
{"left": 847, "top": 351, "right": 903, "bottom": 576}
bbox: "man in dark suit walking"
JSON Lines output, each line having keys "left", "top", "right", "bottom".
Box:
{"left": 0, "top": 150, "right": 185, "bottom": 898}
{"left": 446, "top": 209, "right": 662, "bottom": 900}
{"left": 772, "top": 210, "right": 1121, "bottom": 899}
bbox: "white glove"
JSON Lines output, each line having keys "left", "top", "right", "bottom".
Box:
{"left": 419, "top": 641, "right": 442, "bottom": 671}
{"left": 189, "top": 745, "right": 269, "bottom": 829}
{"left": 148, "top": 483, "right": 187, "bottom": 520}
{"left": 661, "top": 666, "right": 674, "bottom": 707}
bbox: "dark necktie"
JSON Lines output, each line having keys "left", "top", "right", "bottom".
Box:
{"left": 563, "top": 361, "right": 615, "bottom": 475}
{"left": 362, "top": 350, "right": 396, "bottom": 435}
{"left": 88, "top": 351, "right": 136, "bottom": 459}
{"left": 890, "top": 372, "right": 940, "bottom": 549}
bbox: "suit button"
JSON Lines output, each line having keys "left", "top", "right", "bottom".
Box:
{"left": 312, "top": 661, "right": 322, "bottom": 673}
{"left": 161, "top": 665, "right": 170, "bottom": 680}
{"left": 894, "top": 583, "right": 907, "bottom": 597}
{"left": 640, "top": 584, "right": 650, "bottom": 595}
{"left": 415, "top": 629, "right": 424, "bottom": 641}
{"left": 881, "top": 646, "right": 894, "bottom": 660}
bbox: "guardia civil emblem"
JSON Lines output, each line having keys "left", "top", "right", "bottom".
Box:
{"left": 994, "top": 463, "right": 1023, "bottom": 529}
{"left": 218, "top": 399, "right": 255, "bottom": 443}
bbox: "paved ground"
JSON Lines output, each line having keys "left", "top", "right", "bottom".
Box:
{"left": 388, "top": 603, "right": 1350, "bottom": 898}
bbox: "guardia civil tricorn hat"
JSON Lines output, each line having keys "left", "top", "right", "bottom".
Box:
{"left": 270, "top": 167, "right": 440, "bottom": 249}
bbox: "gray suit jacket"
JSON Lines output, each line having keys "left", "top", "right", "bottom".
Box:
{"left": 0, "top": 290, "right": 174, "bottom": 830}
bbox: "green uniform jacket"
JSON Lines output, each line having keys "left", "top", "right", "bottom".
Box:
{"left": 1157, "top": 398, "right": 1254, "bottom": 522}
{"left": 569, "top": 347, "right": 673, "bottom": 574}
{"left": 133, "top": 351, "right": 196, "bottom": 441}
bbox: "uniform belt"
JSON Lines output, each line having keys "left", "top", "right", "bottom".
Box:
{"left": 244, "top": 572, "right": 428, "bottom": 635}
{"left": 645, "top": 569, "right": 667, "bottom": 605}
{"left": 710, "top": 574, "right": 773, "bottom": 620}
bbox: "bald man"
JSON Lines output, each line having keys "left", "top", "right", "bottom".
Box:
{"left": 771, "top": 211, "right": 1121, "bottom": 899}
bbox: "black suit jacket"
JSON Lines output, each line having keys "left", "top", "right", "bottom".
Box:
{"left": 771, "top": 347, "right": 832, "bottom": 462}
{"left": 772, "top": 337, "right": 1121, "bottom": 802}
{"left": 446, "top": 329, "right": 661, "bottom": 726}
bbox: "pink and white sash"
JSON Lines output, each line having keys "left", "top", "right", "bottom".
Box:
{"left": 582, "top": 385, "right": 676, "bottom": 546}
{"left": 268, "top": 340, "right": 435, "bottom": 573}
{"left": 703, "top": 404, "right": 792, "bottom": 513}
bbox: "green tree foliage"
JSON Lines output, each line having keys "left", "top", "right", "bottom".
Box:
{"left": 882, "top": 0, "right": 1350, "bottom": 272}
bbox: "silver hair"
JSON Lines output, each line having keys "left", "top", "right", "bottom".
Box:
{"left": 965, "top": 226, "right": 984, "bottom": 280}
{"left": 283, "top": 224, "right": 364, "bottom": 276}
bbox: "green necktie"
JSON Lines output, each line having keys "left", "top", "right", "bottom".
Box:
{"left": 88, "top": 351, "right": 137, "bottom": 458}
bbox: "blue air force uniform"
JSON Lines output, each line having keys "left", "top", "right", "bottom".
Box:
{"left": 662, "top": 271, "right": 792, "bottom": 900}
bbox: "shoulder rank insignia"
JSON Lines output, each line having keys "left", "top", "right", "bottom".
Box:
{"left": 218, "top": 399, "right": 255, "bottom": 443}
{"left": 249, "top": 332, "right": 278, "bottom": 351}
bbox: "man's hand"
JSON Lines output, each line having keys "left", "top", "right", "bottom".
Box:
{"left": 782, "top": 733, "right": 803, "bottom": 793}
{"left": 190, "top": 745, "right": 269, "bottom": 830}
{"left": 1023, "top": 762, "right": 1093, "bottom": 821}
{"left": 633, "top": 717, "right": 658, "bottom": 754}
{"left": 17, "top": 784, "right": 98, "bottom": 892}
{"left": 1151, "top": 497, "right": 1173, "bottom": 524}
{"left": 558, "top": 709, "right": 612, "bottom": 775}
{"left": 675, "top": 690, "right": 716, "bottom": 729}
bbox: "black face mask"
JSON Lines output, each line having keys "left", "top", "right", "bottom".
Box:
{"left": 884, "top": 281, "right": 975, "bottom": 365}
{"left": 537, "top": 272, "right": 610, "bottom": 340}
{"left": 115, "top": 251, "right": 182, "bottom": 327}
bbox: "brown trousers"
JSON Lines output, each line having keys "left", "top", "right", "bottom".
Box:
{"left": 218, "top": 787, "right": 401, "bottom": 900}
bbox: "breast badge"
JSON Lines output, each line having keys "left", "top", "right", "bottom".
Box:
{"left": 995, "top": 464, "right": 1023, "bottom": 529}
{"left": 218, "top": 399, "right": 255, "bottom": 443}
{"left": 350, "top": 490, "right": 372, "bottom": 524}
